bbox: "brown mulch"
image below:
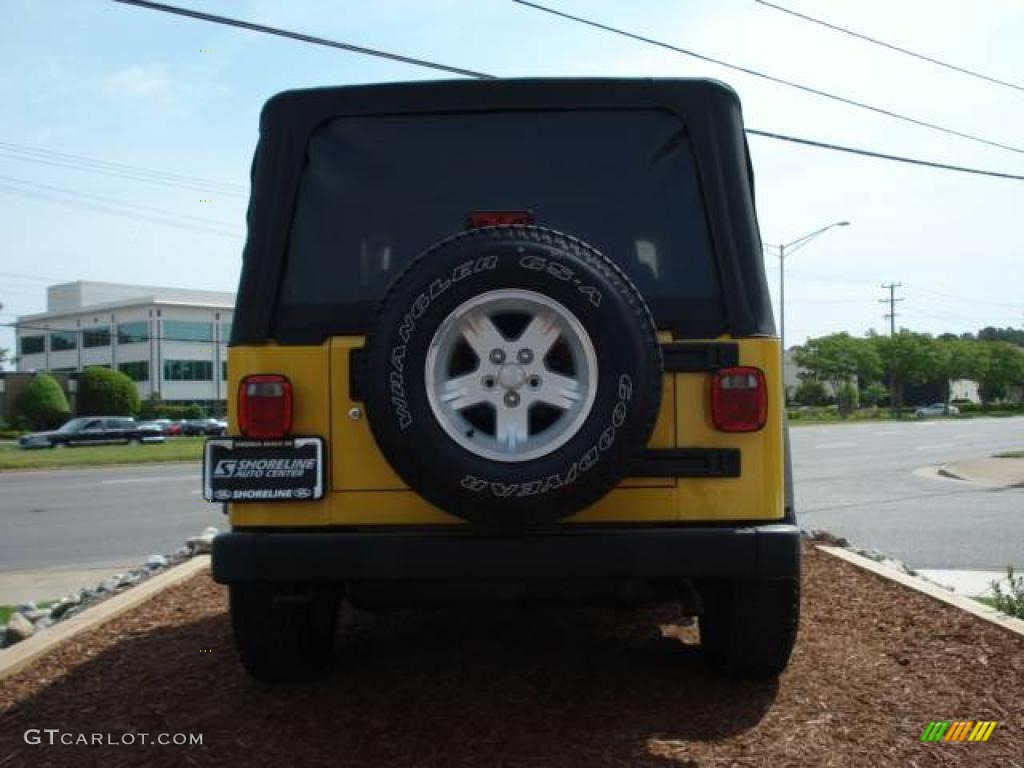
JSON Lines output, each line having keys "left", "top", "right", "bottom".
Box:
{"left": 1, "top": 543, "right": 1022, "bottom": 767}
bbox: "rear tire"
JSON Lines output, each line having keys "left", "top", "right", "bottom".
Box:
{"left": 229, "top": 583, "right": 341, "bottom": 683}
{"left": 699, "top": 577, "right": 800, "bottom": 677}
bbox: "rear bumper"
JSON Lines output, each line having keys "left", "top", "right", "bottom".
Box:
{"left": 212, "top": 523, "right": 800, "bottom": 583}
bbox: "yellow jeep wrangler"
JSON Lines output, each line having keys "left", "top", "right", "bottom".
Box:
{"left": 206, "top": 78, "right": 800, "bottom": 683}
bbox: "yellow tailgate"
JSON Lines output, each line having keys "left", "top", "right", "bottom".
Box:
{"left": 227, "top": 336, "right": 783, "bottom": 528}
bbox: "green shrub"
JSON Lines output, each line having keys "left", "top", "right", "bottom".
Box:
{"left": 861, "top": 382, "right": 888, "bottom": 408}
{"left": 139, "top": 392, "right": 161, "bottom": 420}
{"left": 793, "top": 379, "right": 830, "bottom": 407}
{"left": 152, "top": 405, "right": 191, "bottom": 420}
{"left": 990, "top": 567, "right": 1024, "bottom": 620}
{"left": 185, "top": 404, "right": 203, "bottom": 419}
{"left": 76, "top": 367, "right": 140, "bottom": 416}
{"left": 15, "top": 373, "right": 71, "bottom": 430}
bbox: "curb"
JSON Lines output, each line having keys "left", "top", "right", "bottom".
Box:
{"left": 816, "top": 546, "right": 1024, "bottom": 639}
{"left": 937, "top": 459, "right": 1024, "bottom": 488}
{"left": 0, "top": 555, "right": 211, "bottom": 682}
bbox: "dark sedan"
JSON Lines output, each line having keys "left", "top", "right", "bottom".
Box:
{"left": 180, "top": 418, "right": 227, "bottom": 436}
{"left": 18, "top": 417, "right": 166, "bottom": 448}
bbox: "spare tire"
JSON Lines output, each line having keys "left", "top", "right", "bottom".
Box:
{"left": 363, "top": 226, "right": 662, "bottom": 526}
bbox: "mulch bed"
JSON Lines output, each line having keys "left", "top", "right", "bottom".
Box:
{"left": 1, "top": 542, "right": 1022, "bottom": 767}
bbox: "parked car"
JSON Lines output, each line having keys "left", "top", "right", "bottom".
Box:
{"left": 211, "top": 78, "right": 798, "bottom": 683}
{"left": 18, "top": 417, "right": 166, "bottom": 448}
{"left": 138, "top": 419, "right": 175, "bottom": 436}
{"left": 140, "top": 418, "right": 183, "bottom": 436}
{"left": 914, "top": 403, "right": 959, "bottom": 418}
{"left": 182, "top": 418, "right": 227, "bottom": 436}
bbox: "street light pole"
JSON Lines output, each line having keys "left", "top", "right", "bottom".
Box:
{"left": 779, "top": 242, "right": 786, "bottom": 354}
{"left": 765, "top": 220, "right": 850, "bottom": 357}
{"left": 765, "top": 219, "right": 851, "bottom": 393}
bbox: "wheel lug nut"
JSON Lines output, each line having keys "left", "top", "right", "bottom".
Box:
{"left": 504, "top": 392, "right": 520, "bottom": 407}
{"left": 517, "top": 349, "right": 534, "bottom": 364}
{"left": 489, "top": 349, "right": 506, "bottom": 364}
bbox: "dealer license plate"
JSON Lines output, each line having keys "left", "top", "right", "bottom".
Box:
{"left": 203, "top": 437, "right": 324, "bottom": 502}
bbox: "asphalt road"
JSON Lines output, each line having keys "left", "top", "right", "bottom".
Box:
{"left": 0, "top": 464, "right": 220, "bottom": 573}
{"left": 792, "top": 416, "right": 1023, "bottom": 569}
{"left": 0, "top": 417, "right": 1020, "bottom": 579}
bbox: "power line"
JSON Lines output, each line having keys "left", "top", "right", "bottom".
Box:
{"left": 746, "top": 129, "right": 1024, "bottom": 181}
{"left": 0, "top": 143, "right": 246, "bottom": 197}
{"left": 0, "top": 175, "right": 242, "bottom": 239}
{"left": 110, "top": 0, "right": 1024, "bottom": 182}
{"left": 879, "top": 282, "right": 904, "bottom": 335}
{"left": 753, "top": 0, "right": 1024, "bottom": 95}
{"left": 511, "top": 0, "right": 1024, "bottom": 157}
{"left": 112, "top": 0, "right": 496, "bottom": 80}
{"left": 0, "top": 271, "right": 64, "bottom": 283}
{"left": 905, "top": 284, "right": 1022, "bottom": 309}
{"left": 0, "top": 175, "right": 236, "bottom": 229}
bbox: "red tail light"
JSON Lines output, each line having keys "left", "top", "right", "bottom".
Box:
{"left": 711, "top": 367, "right": 767, "bottom": 432}
{"left": 238, "top": 375, "right": 292, "bottom": 439}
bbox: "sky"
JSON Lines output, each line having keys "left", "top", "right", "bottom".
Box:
{"left": 1, "top": 0, "right": 1022, "bottom": 362}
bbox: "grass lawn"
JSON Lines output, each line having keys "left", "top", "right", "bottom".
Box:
{"left": 0, "top": 437, "right": 204, "bottom": 471}
{"left": 0, "top": 601, "right": 56, "bottom": 624}
{"left": 995, "top": 450, "right": 1024, "bottom": 459}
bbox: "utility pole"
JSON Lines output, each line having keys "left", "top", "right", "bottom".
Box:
{"left": 879, "top": 282, "right": 904, "bottom": 335}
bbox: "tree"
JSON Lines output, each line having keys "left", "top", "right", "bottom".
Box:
{"left": 77, "top": 367, "right": 140, "bottom": 416}
{"left": 793, "top": 378, "right": 829, "bottom": 406}
{"left": 976, "top": 342, "right": 1024, "bottom": 403}
{"left": 938, "top": 338, "right": 988, "bottom": 403}
{"left": 871, "top": 331, "right": 946, "bottom": 411}
{"left": 977, "top": 326, "right": 1024, "bottom": 348}
{"left": 860, "top": 381, "right": 888, "bottom": 408}
{"left": 792, "top": 333, "right": 880, "bottom": 415}
{"left": 15, "top": 373, "right": 71, "bottom": 430}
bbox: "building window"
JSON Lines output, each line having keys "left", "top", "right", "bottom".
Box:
{"left": 163, "top": 360, "right": 213, "bottom": 381}
{"left": 83, "top": 327, "right": 111, "bottom": 348}
{"left": 220, "top": 321, "right": 233, "bottom": 342}
{"left": 163, "top": 320, "right": 213, "bottom": 343}
{"left": 118, "top": 361, "right": 150, "bottom": 382}
{"left": 50, "top": 367, "right": 77, "bottom": 373}
{"left": 50, "top": 331, "right": 77, "bottom": 351}
{"left": 117, "top": 321, "right": 149, "bottom": 344}
{"left": 20, "top": 335, "right": 45, "bottom": 355}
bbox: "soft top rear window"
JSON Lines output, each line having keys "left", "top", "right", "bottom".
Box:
{"left": 274, "top": 109, "right": 724, "bottom": 341}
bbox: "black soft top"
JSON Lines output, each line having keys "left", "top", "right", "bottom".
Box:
{"left": 232, "top": 78, "right": 774, "bottom": 344}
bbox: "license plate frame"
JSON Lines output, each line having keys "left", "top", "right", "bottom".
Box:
{"left": 203, "top": 437, "right": 324, "bottom": 502}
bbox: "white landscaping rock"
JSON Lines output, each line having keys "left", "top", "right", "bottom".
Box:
{"left": 187, "top": 526, "right": 219, "bottom": 555}
{"left": 50, "top": 594, "right": 80, "bottom": 619}
{"left": 146, "top": 554, "right": 168, "bottom": 569}
{"left": 5, "top": 612, "right": 36, "bottom": 645}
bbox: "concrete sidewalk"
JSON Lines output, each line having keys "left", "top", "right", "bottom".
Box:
{"left": 917, "top": 569, "right": 1015, "bottom": 598}
{"left": 940, "top": 456, "right": 1024, "bottom": 487}
{"left": 0, "top": 565, "right": 136, "bottom": 605}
